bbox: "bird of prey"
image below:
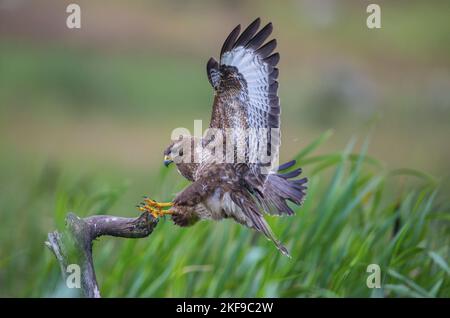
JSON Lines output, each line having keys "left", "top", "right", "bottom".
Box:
{"left": 139, "top": 18, "right": 307, "bottom": 256}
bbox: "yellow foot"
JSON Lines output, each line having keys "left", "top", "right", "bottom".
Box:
{"left": 137, "top": 196, "right": 173, "bottom": 219}
{"left": 142, "top": 196, "right": 173, "bottom": 209}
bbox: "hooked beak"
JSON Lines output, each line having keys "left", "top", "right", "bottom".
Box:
{"left": 163, "top": 155, "right": 173, "bottom": 167}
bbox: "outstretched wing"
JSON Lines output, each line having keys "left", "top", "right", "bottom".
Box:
{"left": 206, "top": 18, "right": 280, "bottom": 175}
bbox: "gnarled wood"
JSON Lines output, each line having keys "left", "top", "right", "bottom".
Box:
{"left": 45, "top": 212, "right": 158, "bottom": 298}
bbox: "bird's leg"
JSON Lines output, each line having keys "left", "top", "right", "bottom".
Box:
{"left": 137, "top": 196, "right": 173, "bottom": 218}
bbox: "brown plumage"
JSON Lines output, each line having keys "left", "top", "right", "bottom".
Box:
{"left": 161, "top": 18, "right": 307, "bottom": 256}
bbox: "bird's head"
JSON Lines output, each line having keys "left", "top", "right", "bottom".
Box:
{"left": 163, "top": 135, "right": 195, "bottom": 167}
{"left": 163, "top": 135, "right": 200, "bottom": 181}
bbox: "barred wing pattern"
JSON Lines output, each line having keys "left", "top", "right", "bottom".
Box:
{"left": 206, "top": 18, "right": 281, "bottom": 175}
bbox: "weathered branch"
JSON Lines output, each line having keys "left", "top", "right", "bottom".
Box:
{"left": 45, "top": 212, "right": 158, "bottom": 298}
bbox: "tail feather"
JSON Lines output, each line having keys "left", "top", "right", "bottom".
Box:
{"left": 262, "top": 160, "right": 307, "bottom": 215}
{"left": 277, "top": 160, "right": 296, "bottom": 171}
{"left": 278, "top": 168, "right": 302, "bottom": 179}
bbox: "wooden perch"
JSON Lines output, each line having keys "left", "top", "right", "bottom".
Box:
{"left": 45, "top": 212, "right": 158, "bottom": 298}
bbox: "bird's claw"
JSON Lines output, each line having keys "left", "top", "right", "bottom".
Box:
{"left": 142, "top": 197, "right": 173, "bottom": 209}
{"left": 137, "top": 197, "right": 173, "bottom": 219}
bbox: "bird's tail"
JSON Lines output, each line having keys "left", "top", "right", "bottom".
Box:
{"left": 261, "top": 160, "right": 307, "bottom": 216}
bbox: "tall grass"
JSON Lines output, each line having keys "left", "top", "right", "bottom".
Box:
{"left": 0, "top": 132, "right": 448, "bottom": 297}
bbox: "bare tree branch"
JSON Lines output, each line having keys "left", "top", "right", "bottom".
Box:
{"left": 45, "top": 212, "right": 158, "bottom": 298}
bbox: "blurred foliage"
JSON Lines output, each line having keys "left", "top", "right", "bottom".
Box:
{"left": 0, "top": 133, "right": 448, "bottom": 297}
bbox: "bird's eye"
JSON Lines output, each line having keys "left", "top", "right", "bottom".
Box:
{"left": 179, "top": 150, "right": 184, "bottom": 156}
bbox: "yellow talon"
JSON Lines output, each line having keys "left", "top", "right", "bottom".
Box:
{"left": 143, "top": 197, "right": 173, "bottom": 208}
{"left": 137, "top": 197, "right": 173, "bottom": 219}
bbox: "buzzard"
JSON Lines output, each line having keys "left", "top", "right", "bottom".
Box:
{"left": 139, "top": 18, "right": 307, "bottom": 256}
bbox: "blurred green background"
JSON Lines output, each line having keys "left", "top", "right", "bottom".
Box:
{"left": 0, "top": 0, "right": 449, "bottom": 297}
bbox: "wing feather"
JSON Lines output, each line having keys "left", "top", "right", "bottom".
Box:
{"left": 255, "top": 39, "right": 277, "bottom": 58}
{"left": 233, "top": 18, "right": 261, "bottom": 48}
{"left": 206, "top": 57, "right": 220, "bottom": 88}
{"left": 245, "top": 22, "right": 272, "bottom": 50}
{"left": 230, "top": 191, "right": 290, "bottom": 256}
{"left": 220, "top": 24, "right": 241, "bottom": 57}
{"left": 206, "top": 18, "right": 281, "bottom": 175}
{"left": 264, "top": 52, "right": 280, "bottom": 66}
